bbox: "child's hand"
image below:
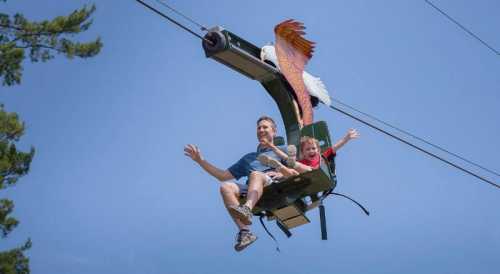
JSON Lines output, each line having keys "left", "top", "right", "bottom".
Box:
{"left": 266, "top": 170, "right": 284, "bottom": 180}
{"left": 260, "top": 138, "right": 274, "bottom": 147}
{"left": 346, "top": 129, "right": 360, "bottom": 140}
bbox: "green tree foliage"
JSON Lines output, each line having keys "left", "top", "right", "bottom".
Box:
{"left": 0, "top": 105, "right": 34, "bottom": 273}
{"left": 0, "top": 2, "right": 102, "bottom": 86}
{"left": 0, "top": 105, "right": 34, "bottom": 238}
{"left": 0, "top": 2, "right": 102, "bottom": 272}
{"left": 0, "top": 239, "right": 31, "bottom": 274}
{"left": 0, "top": 107, "right": 34, "bottom": 191}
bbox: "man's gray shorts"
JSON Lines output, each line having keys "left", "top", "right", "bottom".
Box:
{"left": 236, "top": 174, "right": 276, "bottom": 197}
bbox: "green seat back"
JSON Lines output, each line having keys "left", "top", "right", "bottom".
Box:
{"left": 300, "top": 121, "right": 332, "bottom": 154}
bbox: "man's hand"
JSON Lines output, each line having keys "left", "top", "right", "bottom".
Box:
{"left": 184, "top": 144, "right": 203, "bottom": 163}
{"left": 184, "top": 144, "right": 234, "bottom": 181}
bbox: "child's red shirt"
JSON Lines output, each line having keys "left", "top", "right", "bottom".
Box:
{"left": 298, "top": 147, "right": 336, "bottom": 169}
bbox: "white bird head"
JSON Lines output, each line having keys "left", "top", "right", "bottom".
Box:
{"left": 260, "top": 44, "right": 279, "bottom": 69}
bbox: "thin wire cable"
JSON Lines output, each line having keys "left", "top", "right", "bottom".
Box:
{"left": 154, "top": 0, "right": 208, "bottom": 31}
{"left": 424, "top": 0, "right": 499, "bottom": 56}
{"left": 135, "top": 0, "right": 212, "bottom": 45}
{"left": 332, "top": 98, "right": 500, "bottom": 178}
{"left": 328, "top": 104, "right": 499, "bottom": 189}
{"left": 135, "top": 0, "right": 497, "bottom": 188}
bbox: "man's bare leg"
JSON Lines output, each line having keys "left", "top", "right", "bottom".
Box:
{"left": 293, "top": 162, "right": 313, "bottom": 173}
{"left": 244, "top": 171, "right": 267, "bottom": 209}
{"left": 220, "top": 182, "right": 257, "bottom": 251}
{"left": 257, "top": 154, "right": 299, "bottom": 178}
{"left": 277, "top": 166, "right": 300, "bottom": 177}
{"left": 227, "top": 171, "right": 267, "bottom": 225}
{"left": 219, "top": 182, "right": 249, "bottom": 230}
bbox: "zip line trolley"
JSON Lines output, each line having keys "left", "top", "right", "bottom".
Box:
{"left": 203, "top": 26, "right": 368, "bottom": 239}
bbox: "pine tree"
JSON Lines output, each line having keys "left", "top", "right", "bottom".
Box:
{"left": 0, "top": 1, "right": 102, "bottom": 86}
{"left": 0, "top": 1, "right": 102, "bottom": 272}
{"left": 0, "top": 105, "right": 34, "bottom": 273}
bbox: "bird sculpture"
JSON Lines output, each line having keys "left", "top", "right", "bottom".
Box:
{"left": 260, "top": 19, "right": 331, "bottom": 127}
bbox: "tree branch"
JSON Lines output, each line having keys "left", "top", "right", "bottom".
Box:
{"left": 13, "top": 43, "right": 62, "bottom": 53}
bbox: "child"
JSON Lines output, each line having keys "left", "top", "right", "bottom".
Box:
{"left": 297, "top": 128, "right": 359, "bottom": 171}
{"left": 258, "top": 129, "right": 359, "bottom": 174}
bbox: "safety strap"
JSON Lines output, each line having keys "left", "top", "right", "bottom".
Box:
{"left": 259, "top": 215, "right": 281, "bottom": 252}
{"left": 329, "top": 191, "right": 370, "bottom": 216}
{"left": 316, "top": 190, "right": 369, "bottom": 240}
{"left": 276, "top": 220, "right": 292, "bottom": 238}
{"left": 319, "top": 202, "right": 328, "bottom": 240}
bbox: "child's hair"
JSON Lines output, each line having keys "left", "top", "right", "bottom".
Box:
{"left": 299, "top": 136, "right": 320, "bottom": 155}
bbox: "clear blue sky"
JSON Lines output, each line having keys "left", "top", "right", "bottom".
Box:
{"left": 1, "top": 0, "right": 499, "bottom": 273}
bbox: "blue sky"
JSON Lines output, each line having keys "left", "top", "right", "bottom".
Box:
{"left": 1, "top": 0, "right": 499, "bottom": 273}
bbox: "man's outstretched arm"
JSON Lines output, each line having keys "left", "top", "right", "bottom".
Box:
{"left": 184, "top": 144, "right": 234, "bottom": 182}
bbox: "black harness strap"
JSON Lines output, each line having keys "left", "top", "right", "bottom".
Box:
{"left": 329, "top": 191, "right": 370, "bottom": 216}
{"left": 259, "top": 215, "right": 281, "bottom": 252}
{"left": 319, "top": 202, "right": 328, "bottom": 240}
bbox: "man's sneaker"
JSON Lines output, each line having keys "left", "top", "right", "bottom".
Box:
{"left": 286, "top": 145, "right": 297, "bottom": 168}
{"left": 229, "top": 204, "right": 253, "bottom": 225}
{"left": 257, "top": 154, "right": 283, "bottom": 169}
{"left": 234, "top": 230, "right": 258, "bottom": 252}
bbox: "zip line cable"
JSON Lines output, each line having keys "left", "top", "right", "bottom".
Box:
{"left": 328, "top": 104, "right": 499, "bottom": 189}
{"left": 135, "top": 0, "right": 499, "bottom": 189}
{"left": 135, "top": 0, "right": 212, "bottom": 45}
{"left": 424, "top": 0, "right": 499, "bottom": 56}
{"left": 154, "top": 0, "right": 209, "bottom": 31}
{"left": 332, "top": 98, "right": 500, "bottom": 178}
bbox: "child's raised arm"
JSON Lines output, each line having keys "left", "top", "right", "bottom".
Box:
{"left": 261, "top": 138, "right": 289, "bottom": 161}
{"left": 332, "top": 129, "right": 360, "bottom": 152}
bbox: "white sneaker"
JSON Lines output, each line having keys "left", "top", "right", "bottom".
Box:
{"left": 286, "top": 145, "right": 297, "bottom": 168}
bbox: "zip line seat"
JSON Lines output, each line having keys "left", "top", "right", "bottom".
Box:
{"left": 240, "top": 121, "right": 337, "bottom": 231}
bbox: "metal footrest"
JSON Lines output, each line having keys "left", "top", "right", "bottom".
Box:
{"left": 272, "top": 202, "right": 310, "bottom": 229}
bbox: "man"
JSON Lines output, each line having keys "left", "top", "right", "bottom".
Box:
{"left": 184, "top": 116, "right": 297, "bottom": 252}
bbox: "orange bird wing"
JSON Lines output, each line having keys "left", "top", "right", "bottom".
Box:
{"left": 274, "top": 19, "right": 315, "bottom": 126}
